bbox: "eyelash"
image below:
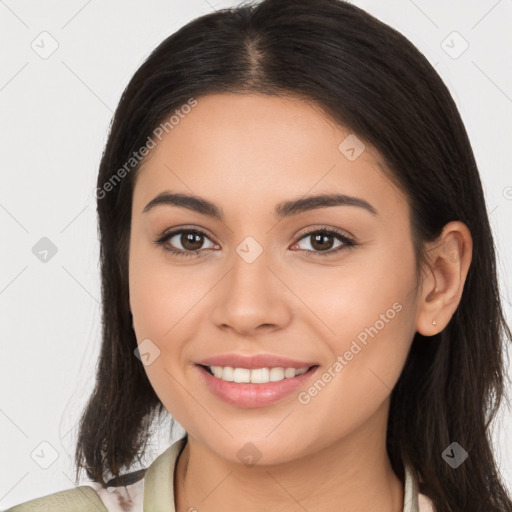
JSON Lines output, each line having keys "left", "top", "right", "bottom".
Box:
{"left": 153, "top": 226, "right": 357, "bottom": 258}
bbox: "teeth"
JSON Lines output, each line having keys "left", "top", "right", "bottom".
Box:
{"left": 208, "top": 365, "right": 310, "bottom": 383}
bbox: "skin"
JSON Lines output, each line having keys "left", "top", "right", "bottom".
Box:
{"left": 128, "top": 92, "right": 472, "bottom": 512}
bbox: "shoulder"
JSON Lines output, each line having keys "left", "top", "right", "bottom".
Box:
{"left": 3, "top": 485, "right": 107, "bottom": 512}
{"left": 86, "top": 468, "right": 146, "bottom": 511}
{"left": 403, "top": 462, "right": 436, "bottom": 512}
{"left": 5, "top": 436, "right": 186, "bottom": 512}
{"left": 418, "top": 491, "right": 436, "bottom": 512}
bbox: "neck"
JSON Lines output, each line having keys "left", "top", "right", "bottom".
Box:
{"left": 174, "top": 401, "right": 403, "bottom": 512}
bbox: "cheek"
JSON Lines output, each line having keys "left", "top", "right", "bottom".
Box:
{"left": 129, "top": 260, "right": 164, "bottom": 339}
{"left": 299, "top": 249, "right": 417, "bottom": 415}
{"left": 128, "top": 242, "right": 193, "bottom": 409}
{"left": 295, "top": 284, "right": 415, "bottom": 440}
{"left": 129, "top": 233, "right": 169, "bottom": 341}
{"left": 299, "top": 240, "right": 412, "bottom": 349}
{"left": 128, "top": 238, "right": 191, "bottom": 338}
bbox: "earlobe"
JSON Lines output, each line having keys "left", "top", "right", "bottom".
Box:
{"left": 415, "top": 221, "right": 473, "bottom": 337}
{"left": 416, "top": 278, "right": 443, "bottom": 336}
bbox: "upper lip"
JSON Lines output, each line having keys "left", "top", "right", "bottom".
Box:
{"left": 196, "top": 354, "right": 318, "bottom": 370}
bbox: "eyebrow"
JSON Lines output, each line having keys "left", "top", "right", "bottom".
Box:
{"left": 142, "top": 191, "right": 378, "bottom": 219}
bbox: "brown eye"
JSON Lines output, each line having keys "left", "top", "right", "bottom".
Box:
{"left": 309, "top": 233, "right": 336, "bottom": 251}
{"left": 293, "top": 229, "right": 356, "bottom": 256}
{"left": 178, "top": 232, "right": 205, "bottom": 251}
{"left": 154, "top": 228, "right": 216, "bottom": 257}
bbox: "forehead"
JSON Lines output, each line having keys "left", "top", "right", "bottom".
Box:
{"left": 133, "top": 93, "right": 407, "bottom": 220}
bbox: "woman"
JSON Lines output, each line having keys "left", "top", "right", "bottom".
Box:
{"left": 6, "top": 0, "right": 512, "bottom": 511}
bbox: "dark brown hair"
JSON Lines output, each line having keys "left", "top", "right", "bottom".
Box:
{"left": 74, "top": 1, "right": 512, "bottom": 510}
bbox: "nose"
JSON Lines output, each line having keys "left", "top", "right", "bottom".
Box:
{"left": 210, "top": 246, "right": 293, "bottom": 337}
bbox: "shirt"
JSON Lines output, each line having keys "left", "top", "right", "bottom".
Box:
{"left": 4, "top": 435, "right": 436, "bottom": 511}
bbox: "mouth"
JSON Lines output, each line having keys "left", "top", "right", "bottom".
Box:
{"left": 195, "top": 363, "right": 320, "bottom": 408}
{"left": 197, "top": 363, "right": 319, "bottom": 382}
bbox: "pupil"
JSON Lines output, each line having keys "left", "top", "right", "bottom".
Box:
{"left": 182, "top": 232, "right": 203, "bottom": 251}
{"left": 311, "top": 233, "right": 333, "bottom": 251}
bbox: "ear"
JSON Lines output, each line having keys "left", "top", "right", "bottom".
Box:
{"left": 416, "top": 221, "right": 473, "bottom": 336}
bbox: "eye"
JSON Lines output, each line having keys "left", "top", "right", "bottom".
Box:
{"left": 291, "top": 228, "right": 356, "bottom": 256}
{"left": 153, "top": 228, "right": 217, "bottom": 257}
{"left": 153, "top": 226, "right": 357, "bottom": 258}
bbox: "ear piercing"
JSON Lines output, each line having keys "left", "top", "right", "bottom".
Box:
{"left": 433, "top": 286, "right": 439, "bottom": 326}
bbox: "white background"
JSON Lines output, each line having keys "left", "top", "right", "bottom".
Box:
{"left": 1, "top": 0, "right": 511, "bottom": 508}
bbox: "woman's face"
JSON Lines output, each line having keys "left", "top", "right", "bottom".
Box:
{"left": 128, "top": 92, "right": 423, "bottom": 464}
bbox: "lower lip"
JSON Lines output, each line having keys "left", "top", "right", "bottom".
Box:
{"left": 195, "top": 364, "right": 319, "bottom": 408}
